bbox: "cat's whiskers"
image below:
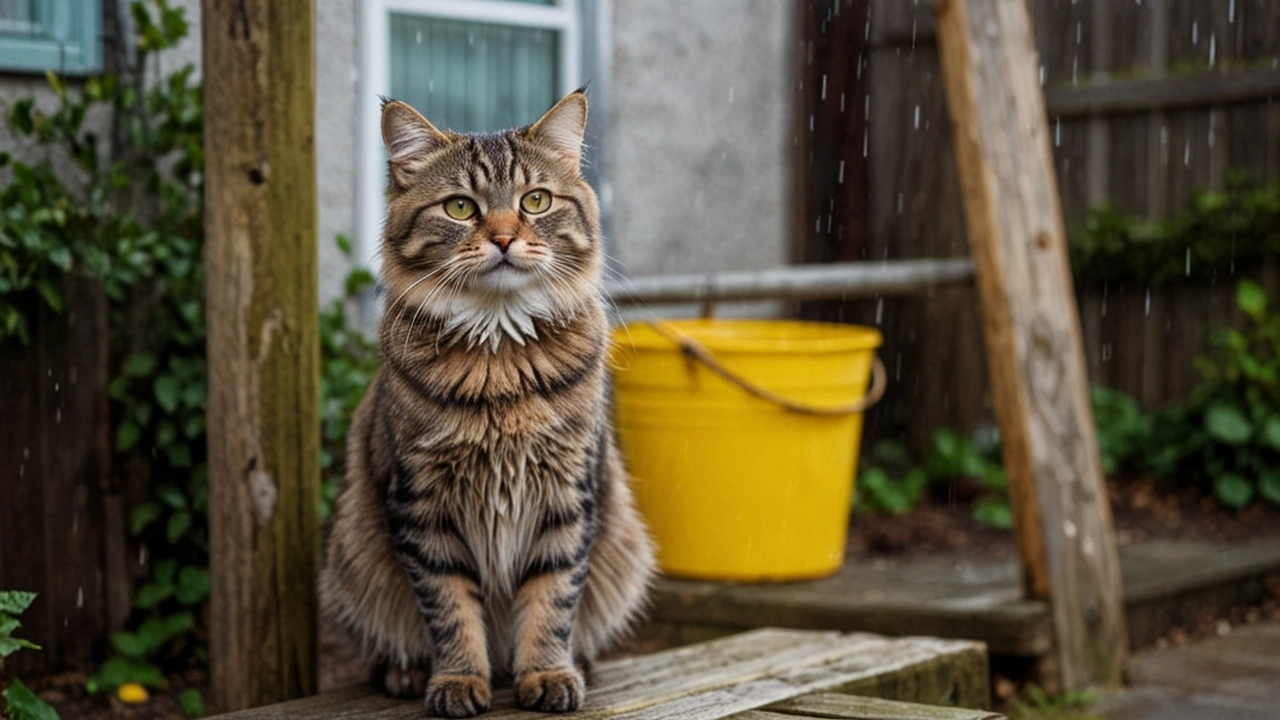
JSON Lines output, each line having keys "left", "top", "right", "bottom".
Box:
{"left": 403, "top": 262, "right": 467, "bottom": 360}
{"left": 387, "top": 264, "right": 452, "bottom": 343}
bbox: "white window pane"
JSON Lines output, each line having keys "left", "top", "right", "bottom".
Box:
{"left": 389, "top": 13, "right": 560, "bottom": 134}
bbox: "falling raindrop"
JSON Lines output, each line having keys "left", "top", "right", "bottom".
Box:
{"left": 1229, "top": 0, "right": 1236, "bottom": 23}
{"left": 821, "top": 74, "right": 827, "bottom": 101}
{"left": 1039, "top": 65, "right": 1046, "bottom": 86}
{"left": 1102, "top": 284, "right": 1108, "bottom": 317}
{"left": 862, "top": 127, "right": 868, "bottom": 157}
{"left": 840, "top": 92, "right": 846, "bottom": 113}
{"left": 1054, "top": 117, "right": 1061, "bottom": 147}
{"left": 897, "top": 192, "right": 904, "bottom": 215}
{"left": 838, "top": 160, "right": 845, "bottom": 184}
{"left": 1209, "top": 34, "right": 1216, "bottom": 67}
{"left": 913, "top": 105, "right": 921, "bottom": 129}
{"left": 1186, "top": 248, "right": 1192, "bottom": 276}
{"left": 1075, "top": 21, "right": 1082, "bottom": 45}
{"left": 1191, "top": 22, "right": 1198, "bottom": 46}
{"left": 1184, "top": 138, "right": 1191, "bottom": 167}
{"left": 77, "top": 586, "right": 84, "bottom": 609}
{"left": 875, "top": 297, "right": 884, "bottom": 325}
{"left": 809, "top": 114, "right": 815, "bottom": 132}
{"left": 416, "top": 30, "right": 422, "bottom": 45}
{"left": 55, "top": 408, "right": 61, "bottom": 424}
{"left": 1144, "top": 287, "right": 1152, "bottom": 316}
{"left": 1072, "top": 54, "right": 1079, "bottom": 85}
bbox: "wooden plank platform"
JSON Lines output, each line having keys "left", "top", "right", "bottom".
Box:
{"left": 210, "top": 629, "right": 991, "bottom": 719}
{"left": 645, "top": 538, "right": 1280, "bottom": 658}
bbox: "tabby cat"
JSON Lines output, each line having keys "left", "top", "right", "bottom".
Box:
{"left": 321, "top": 90, "right": 655, "bottom": 718}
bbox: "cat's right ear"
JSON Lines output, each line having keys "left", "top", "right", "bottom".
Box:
{"left": 382, "top": 99, "right": 448, "bottom": 189}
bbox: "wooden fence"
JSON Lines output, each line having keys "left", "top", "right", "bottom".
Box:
{"left": 798, "top": 0, "right": 1280, "bottom": 447}
{"left": 0, "top": 277, "right": 133, "bottom": 675}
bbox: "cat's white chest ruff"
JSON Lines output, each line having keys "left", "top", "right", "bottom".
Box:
{"left": 440, "top": 287, "right": 555, "bottom": 352}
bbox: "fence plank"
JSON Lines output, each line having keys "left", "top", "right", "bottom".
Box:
{"left": 936, "top": 0, "right": 1128, "bottom": 691}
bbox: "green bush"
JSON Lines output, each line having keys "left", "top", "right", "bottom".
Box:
{"left": 1070, "top": 173, "right": 1280, "bottom": 287}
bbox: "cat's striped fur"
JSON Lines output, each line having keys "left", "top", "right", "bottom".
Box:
{"left": 321, "top": 92, "right": 655, "bottom": 717}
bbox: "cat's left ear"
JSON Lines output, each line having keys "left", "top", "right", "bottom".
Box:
{"left": 528, "top": 88, "right": 588, "bottom": 170}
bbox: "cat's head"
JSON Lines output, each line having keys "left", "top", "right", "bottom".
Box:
{"left": 379, "top": 91, "right": 602, "bottom": 351}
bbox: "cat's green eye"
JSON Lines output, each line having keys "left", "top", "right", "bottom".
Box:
{"left": 520, "top": 189, "right": 552, "bottom": 215}
{"left": 444, "top": 196, "right": 478, "bottom": 220}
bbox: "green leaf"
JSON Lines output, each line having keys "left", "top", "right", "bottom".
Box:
{"left": 1262, "top": 416, "right": 1280, "bottom": 451}
{"left": 178, "top": 688, "right": 205, "bottom": 718}
{"left": 156, "top": 484, "right": 187, "bottom": 509}
{"left": 166, "top": 510, "right": 191, "bottom": 543}
{"left": 153, "top": 559, "right": 179, "bottom": 585}
{"left": 335, "top": 234, "right": 352, "bottom": 255}
{"left": 154, "top": 374, "right": 180, "bottom": 413}
{"left": 1205, "top": 404, "right": 1252, "bottom": 445}
{"left": 1260, "top": 470, "right": 1280, "bottom": 507}
{"left": 110, "top": 631, "right": 148, "bottom": 658}
{"left": 133, "top": 581, "right": 173, "bottom": 609}
{"left": 1214, "top": 474, "right": 1255, "bottom": 510}
{"left": 175, "top": 567, "right": 209, "bottom": 605}
{"left": 1237, "top": 279, "right": 1267, "bottom": 319}
{"left": 0, "top": 637, "right": 22, "bottom": 658}
{"left": 136, "top": 618, "right": 173, "bottom": 652}
{"left": 3, "top": 678, "right": 60, "bottom": 720}
{"left": 115, "top": 421, "right": 141, "bottom": 452}
{"left": 973, "top": 498, "right": 1014, "bottom": 529}
{"left": 0, "top": 591, "right": 37, "bottom": 615}
{"left": 179, "top": 688, "right": 205, "bottom": 718}
{"left": 125, "top": 353, "right": 158, "bottom": 377}
{"left": 129, "top": 502, "right": 163, "bottom": 535}
{"left": 164, "top": 611, "right": 195, "bottom": 636}
{"left": 0, "top": 616, "right": 19, "bottom": 637}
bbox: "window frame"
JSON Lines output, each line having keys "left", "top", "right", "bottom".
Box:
{"left": 0, "top": 0, "right": 102, "bottom": 75}
{"left": 357, "top": 0, "right": 583, "bottom": 272}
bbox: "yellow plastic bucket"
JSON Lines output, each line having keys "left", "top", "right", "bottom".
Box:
{"left": 610, "top": 319, "right": 883, "bottom": 582}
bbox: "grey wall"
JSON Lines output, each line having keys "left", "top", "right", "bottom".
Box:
{"left": 607, "top": 0, "right": 796, "bottom": 287}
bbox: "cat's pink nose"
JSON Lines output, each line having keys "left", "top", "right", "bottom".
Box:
{"left": 490, "top": 235, "right": 515, "bottom": 253}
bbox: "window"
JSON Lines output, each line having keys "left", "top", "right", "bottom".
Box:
{"left": 358, "top": 0, "right": 583, "bottom": 267}
{"left": 0, "top": 0, "right": 102, "bottom": 75}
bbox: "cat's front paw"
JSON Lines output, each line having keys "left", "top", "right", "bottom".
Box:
{"left": 515, "top": 667, "right": 585, "bottom": 713}
{"left": 425, "top": 673, "right": 491, "bottom": 718}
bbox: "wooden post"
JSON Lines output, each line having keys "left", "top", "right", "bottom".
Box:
{"left": 203, "top": 0, "right": 319, "bottom": 711}
{"left": 934, "top": 0, "right": 1127, "bottom": 691}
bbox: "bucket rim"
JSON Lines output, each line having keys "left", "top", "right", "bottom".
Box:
{"left": 612, "top": 318, "right": 883, "bottom": 355}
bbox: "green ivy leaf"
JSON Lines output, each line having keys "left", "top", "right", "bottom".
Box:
{"left": 1205, "top": 404, "right": 1252, "bottom": 445}
{"left": 156, "top": 484, "right": 187, "bottom": 509}
{"left": 154, "top": 374, "right": 180, "bottom": 413}
{"left": 3, "top": 678, "right": 60, "bottom": 720}
{"left": 133, "top": 581, "right": 173, "bottom": 610}
{"left": 125, "top": 353, "right": 158, "bottom": 377}
{"left": 166, "top": 510, "right": 191, "bottom": 543}
{"left": 179, "top": 688, "right": 205, "bottom": 718}
{"left": 115, "top": 420, "right": 141, "bottom": 452}
{"left": 164, "top": 611, "right": 195, "bottom": 637}
{"left": 129, "top": 502, "right": 162, "bottom": 535}
{"left": 0, "top": 637, "right": 22, "bottom": 658}
{"left": 110, "top": 630, "right": 148, "bottom": 658}
{"left": 1214, "top": 474, "right": 1255, "bottom": 510}
{"left": 175, "top": 567, "right": 209, "bottom": 606}
{"left": 1237, "top": 279, "right": 1267, "bottom": 320}
{"left": 35, "top": 279, "right": 63, "bottom": 313}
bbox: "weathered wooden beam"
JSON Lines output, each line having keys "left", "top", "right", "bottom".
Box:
{"left": 1045, "top": 67, "right": 1280, "bottom": 120}
{"left": 605, "top": 259, "right": 975, "bottom": 306}
{"left": 935, "top": 0, "right": 1127, "bottom": 692}
{"left": 745, "top": 693, "right": 1004, "bottom": 720}
{"left": 203, "top": 0, "right": 319, "bottom": 711}
{"left": 208, "top": 629, "right": 990, "bottom": 719}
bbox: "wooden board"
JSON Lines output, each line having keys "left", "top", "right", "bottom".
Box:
{"left": 740, "top": 693, "right": 1003, "bottom": 720}
{"left": 935, "top": 0, "right": 1128, "bottom": 691}
{"left": 209, "top": 629, "right": 989, "bottom": 719}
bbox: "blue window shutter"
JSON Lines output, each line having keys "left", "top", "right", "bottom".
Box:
{"left": 0, "top": 0, "right": 103, "bottom": 75}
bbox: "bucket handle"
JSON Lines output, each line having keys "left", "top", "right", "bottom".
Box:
{"left": 643, "top": 321, "right": 887, "bottom": 417}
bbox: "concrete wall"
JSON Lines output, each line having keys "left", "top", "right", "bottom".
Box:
{"left": 607, "top": 0, "right": 796, "bottom": 284}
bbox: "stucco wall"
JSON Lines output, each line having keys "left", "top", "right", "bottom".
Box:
{"left": 607, "top": 0, "right": 795, "bottom": 284}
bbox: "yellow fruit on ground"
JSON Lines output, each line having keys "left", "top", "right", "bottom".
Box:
{"left": 117, "top": 682, "right": 150, "bottom": 704}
